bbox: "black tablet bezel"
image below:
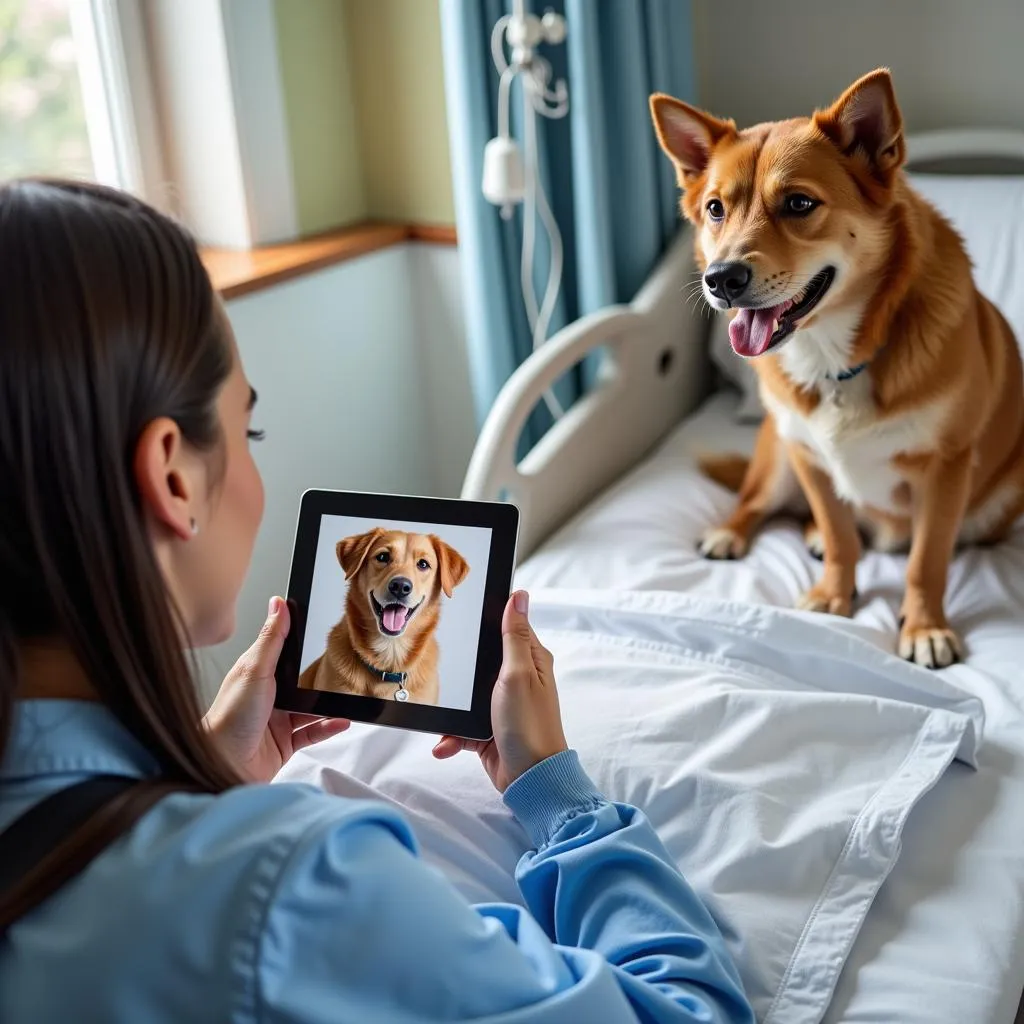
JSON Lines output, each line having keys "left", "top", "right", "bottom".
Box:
{"left": 274, "top": 489, "right": 519, "bottom": 740}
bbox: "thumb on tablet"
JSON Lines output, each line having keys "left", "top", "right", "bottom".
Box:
{"left": 501, "top": 591, "right": 536, "bottom": 680}
{"left": 502, "top": 590, "right": 532, "bottom": 641}
{"left": 235, "top": 595, "right": 290, "bottom": 684}
{"left": 502, "top": 591, "right": 553, "bottom": 685}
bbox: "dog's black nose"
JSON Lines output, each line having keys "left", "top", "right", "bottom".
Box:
{"left": 704, "top": 261, "right": 752, "bottom": 304}
{"left": 388, "top": 576, "right": 413, "bottom": 599}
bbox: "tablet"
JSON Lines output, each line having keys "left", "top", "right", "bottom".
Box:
{"left": 274, "top": 489, "right": 519, "bottom": 740}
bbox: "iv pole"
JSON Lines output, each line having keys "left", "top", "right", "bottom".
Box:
{"left": 482, "top": 3, "right": 569, "bottom": 420}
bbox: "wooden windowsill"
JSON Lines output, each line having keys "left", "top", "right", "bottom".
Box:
{"left": 201, "top": 221, "right": 458, "bottom": 300}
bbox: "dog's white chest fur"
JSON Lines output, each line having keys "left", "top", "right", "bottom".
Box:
{"left": 762, "top": 337, "right": 946, "bottom": 515}
{"left": 761, "top": 317, "right": 942, "bottom": 512}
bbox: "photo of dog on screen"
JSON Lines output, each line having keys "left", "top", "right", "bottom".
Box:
{"left": 299, "top": 528, "right": 470, "bottom": 705}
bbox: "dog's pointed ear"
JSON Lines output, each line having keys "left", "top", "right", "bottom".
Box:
{"left": 336, "top": 529, "right": 382, "bottom": 581}
{"left": 430, "top": 536, "right": 469, "bottom": 599}
{"left": 813, "top": 69, "right": 904, "bottom": 177}
{"left": 650, "top": 93, "right": 736, "bottom": 181}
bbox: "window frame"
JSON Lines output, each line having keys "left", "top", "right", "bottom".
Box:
{"left": 66, "top": 0, "right": 299, "bottom": 249}
{"left": 68, "top": 0, "right": 167, "bottom": 197}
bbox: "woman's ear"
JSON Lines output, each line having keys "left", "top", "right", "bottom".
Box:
{"left": 133, "top": 417, "right": 197, "bottom": 541}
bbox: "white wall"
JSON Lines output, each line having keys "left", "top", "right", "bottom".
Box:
{"left": 693, "top": 0, "right": 1024, "bottom": 133}
{"left": 198, "top": 242, "right": 474, "bottom": 695}
{"left": 410, "top": 243, "right": 478, "bottom": 498}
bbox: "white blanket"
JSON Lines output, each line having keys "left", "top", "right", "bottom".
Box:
{"left": 275, "top": 589, "right": 983, "bottom": 1024}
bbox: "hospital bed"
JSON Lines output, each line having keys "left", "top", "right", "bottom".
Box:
{"left": 278, "top": 131, "right": 1024, "bottom": 1023}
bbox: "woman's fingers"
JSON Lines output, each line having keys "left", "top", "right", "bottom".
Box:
{"left": 432, "top": 735, "right": 487, "bottom": 759}
{"left": 287, "top": 712, "right": 335, "bottom": 727}
{"left": 289, "top": 716, "right": 350, "bottom": 752}
{"left": 432, "top": 736, "right": 462, "bottom": 759}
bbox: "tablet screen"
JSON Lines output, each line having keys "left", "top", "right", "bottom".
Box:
{"left": 299, "top": 514, "right": 492, "bottom": 709}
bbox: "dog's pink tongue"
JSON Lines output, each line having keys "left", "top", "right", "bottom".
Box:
{"left": 383, "top": 605, "right": 407, "bottom": 632}
{"left": 729, "top": 306, "right": 781, "bottom": 357}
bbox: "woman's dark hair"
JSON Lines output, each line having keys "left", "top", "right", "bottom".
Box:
{"left": 0, "top": 179, "right": 240, "bottom": 790}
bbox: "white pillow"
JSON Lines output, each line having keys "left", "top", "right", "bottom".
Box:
{"left": 711, "top": 173, "right": 1024, "bottom": 422}
{"left": 908, "top": 173, "right": 1024, "bottom": 345}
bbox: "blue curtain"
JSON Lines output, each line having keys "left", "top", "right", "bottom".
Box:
{"left": 440, "top": 0, "right": 695, "bottom": 449}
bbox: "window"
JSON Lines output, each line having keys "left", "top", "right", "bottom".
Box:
{"left": 0, "top": 0, "right": 94, "bottom": 179}
{"left": 0, "top": 0, "right": 158, "bottom": 192}
{"left": 0, "top": 0, "right": 298, "bottom": 249}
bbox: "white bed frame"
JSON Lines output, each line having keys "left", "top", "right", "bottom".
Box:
{"left": 462, "top": 128, "right": 1024, "bottom": 561}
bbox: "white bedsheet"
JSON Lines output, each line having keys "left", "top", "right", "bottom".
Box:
{"left": 517, "top": 392, "right": 1024, "bottom": 1023}
{"left": 277, "top": 584, "right": 982, "bottom": 1023}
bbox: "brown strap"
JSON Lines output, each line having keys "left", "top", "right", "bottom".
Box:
{"left": 0, "top": 777, "right": 193, "bottom": 933}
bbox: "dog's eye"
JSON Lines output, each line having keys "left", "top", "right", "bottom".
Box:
{"left": 417, "top": 559, "right": 430, "bottom": 571}
{"left": 706, "top": 198, "right": 725, "bottom": 221}
{"left": 375, "top": 551, "right": 390, "bottom": 564}
{"left": 783, "top": 194, "right": 818, "bottom": 216}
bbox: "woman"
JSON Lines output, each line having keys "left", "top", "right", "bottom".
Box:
{"left": 0, "top": 179, "right": 754, "bottom": 1023}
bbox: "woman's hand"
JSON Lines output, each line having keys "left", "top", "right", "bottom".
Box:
{"left": 203, "top": 597, "right": 350, "bottom": 782}
{"left": 432, "top": 591, "right": 568, "bottom": 792}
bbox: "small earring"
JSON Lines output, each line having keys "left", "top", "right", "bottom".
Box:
{"left": 190, "top": 518, "right": 199, "bottom": 536}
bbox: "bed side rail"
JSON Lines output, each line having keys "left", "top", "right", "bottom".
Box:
{"left": 461, "top": 226, "right": 711, "bottom": 561}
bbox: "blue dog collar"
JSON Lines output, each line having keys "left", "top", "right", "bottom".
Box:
{"left": 829, "top": 362, "right": 869, "bottom": 382}
{"left": 358, "top": 657, "right": 409, "bottom": 701}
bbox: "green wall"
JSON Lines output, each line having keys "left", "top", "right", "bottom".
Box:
{"left": 273, "top": 0, "right": 455, "bottom": 235}
{"left": 273, "top": 0, "right": 365, "bottom": 235}
{"left": 346, "top": 0, "right": 455, "bottom": 226}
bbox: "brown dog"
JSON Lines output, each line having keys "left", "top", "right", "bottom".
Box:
{"left": 298, "top": 528, "right": 469, "bottom": 704}
{"left": 650, "top": 69, "right": 1024, "bottom": 669}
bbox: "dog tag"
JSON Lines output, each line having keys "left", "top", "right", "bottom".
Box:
{"left": 394, "top": 687, "right": 409, "bottom": 702}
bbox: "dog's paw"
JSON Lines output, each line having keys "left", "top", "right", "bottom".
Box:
{"left": 795, "top": 585, "right": 853, "bottom": 618}
{"left": 698, "top": 527, "right": 748, "bottom": 560}
{"left": 804, "top": 525, "right": 825, "bottom": 561}
{"left": 898, "top": 623, "right": 963, "bottom": 669}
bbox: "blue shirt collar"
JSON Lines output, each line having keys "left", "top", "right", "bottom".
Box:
{"left": 1, "top": 699, "right": 161, "bottom": 781}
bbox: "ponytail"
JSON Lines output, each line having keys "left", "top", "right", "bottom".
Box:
{"left": 0, "top": 179, "right": 240, "bottom": 791}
